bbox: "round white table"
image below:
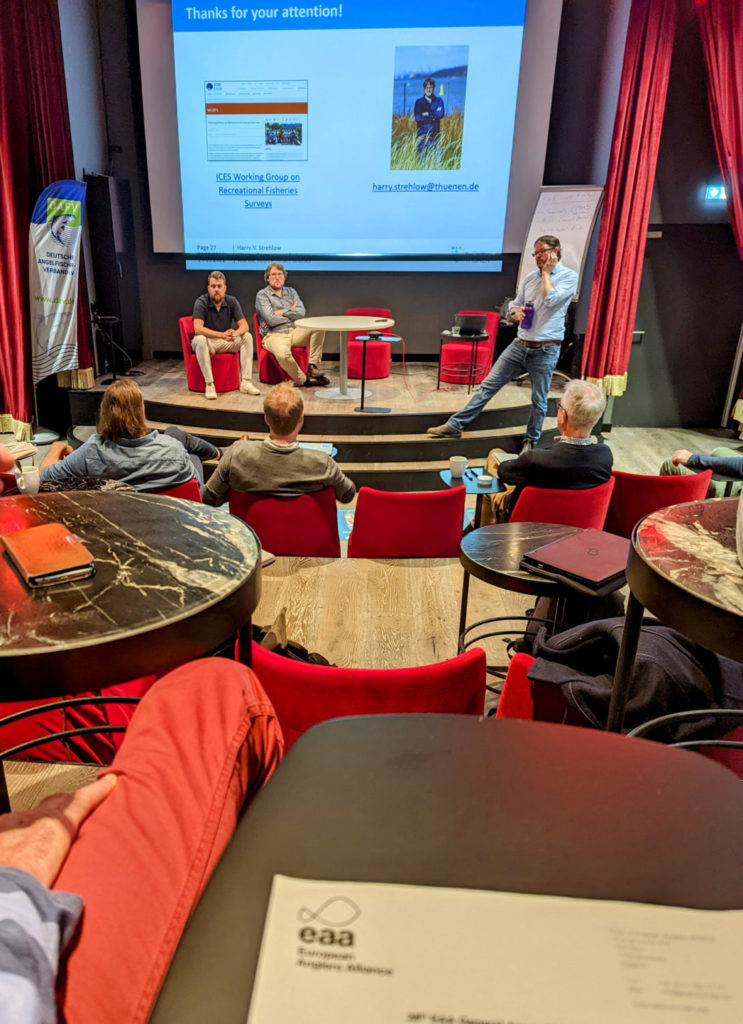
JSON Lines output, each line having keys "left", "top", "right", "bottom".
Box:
{"left": 295, "top": 314, "right": 394, "bottom": 400}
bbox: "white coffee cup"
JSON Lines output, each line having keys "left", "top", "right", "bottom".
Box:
{"left": 15, "top": 465, "right": 40, "bottom": 496}
{"left": 449, "top": 455, "right": 467, "bottom": 478}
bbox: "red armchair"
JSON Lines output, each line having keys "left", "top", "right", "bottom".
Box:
{"left": 348, "top": 485, "right": 466, "bottom": 558}
{"left": 252, "top": 313, "right": 310, "bottom": 385}
{"left": 510, "top": 478, "right": 615, "bottom": 529}
{"left": 229, "top": 487, "right": 341, "bottom": 556}
{"left": 604, "top": 469, "right": 713, "bottom": 538}
{"left": 251, "top": 643, "right": 486, "bottom": 750}
{"left": 179, "top": 316, "right": 240, "bottom": 394}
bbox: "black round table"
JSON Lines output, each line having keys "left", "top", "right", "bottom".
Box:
{"left": 608, "top": 497, "right": 743, "bottom": 731}
{"left": 0, "top": 491, "right": 261, "bottom": 698}
{"left": 151, "top": 715, "right": 743, "bottom": 1024}
{"left": 458, "top": 522, "right": 580, "bottom": 641}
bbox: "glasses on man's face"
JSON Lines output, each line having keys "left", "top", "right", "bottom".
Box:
{"left": 557, "top": 401, "right": 566, "bottom": 416}
{"left": 532, "top": 247, "right": 554, "bottom": 257}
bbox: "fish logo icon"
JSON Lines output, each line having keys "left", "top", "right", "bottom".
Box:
{"left": 298, "top": 897, "right": 361, "bottom": 927}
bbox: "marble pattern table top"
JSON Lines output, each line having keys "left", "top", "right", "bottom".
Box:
{"left": 0, "top": 491, "right": 260, "bottom": 697}
{"left": 634, "top": 497, "right": 743, "bottom": 616}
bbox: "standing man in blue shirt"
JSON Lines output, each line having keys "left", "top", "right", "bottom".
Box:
{"left": 414, "top": 78, "right": 445, "bottom": 162}
{"left": 428, "top": 236, "right": 579, "bottom": 452}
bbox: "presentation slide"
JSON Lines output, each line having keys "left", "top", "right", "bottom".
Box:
{"left": 171, "top": 1, "right": 526, "bottom": 262}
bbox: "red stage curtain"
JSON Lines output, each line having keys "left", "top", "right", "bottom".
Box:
{"left": 581, "top": 0, "right": 678, "bottom": 395}
{"left": 697, "top": 0, "right": 743, "bottom": 260}
{"left": 0, "top": 1, "right": 92, "bottom": 436}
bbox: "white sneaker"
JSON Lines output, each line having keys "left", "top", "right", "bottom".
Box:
{"left": 205, "top": 383, "right": 217, "bottom": 400}
{"left": 240, "top": 379, "right": 260, "bottom": 396}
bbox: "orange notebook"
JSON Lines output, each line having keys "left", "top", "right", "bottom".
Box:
{"left": 1, "top": 522, "right": 96, "bottom": 588}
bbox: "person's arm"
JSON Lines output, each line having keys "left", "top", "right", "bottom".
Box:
{"left": 414, "top": 98, "right": 427, "bottom": 124}
{"left": 39, "top": 441, "right": 88, "bottom": 483}
{"left": 328, "top": 463, "right": 356, "bottom": 503}
{"left": 686, "top": 451, "right": 743, "bottom": 476}
{"left": 542, "top": 262, "right": 578, "bottom": 305}
{"left": 201, "top": 444, "right": 236, "bottom": 505}
{"left": 192, "top": 317, "right": 231, "bottom": 341}
{"left": 283, "top": 288, "right": 305, "bottom": 321}
{"left": 508, "top": 279, "right": 528, "bottom": 322}
{"left": 255, "top": 290, "right": 288, "bottom": 329}
{"left": 496, "top": 451, "right": 533, "bottom": 489}
{"left": 0, "top": 776, "right": 116, "bottom": 1024}
{"left": 234, "top": 317, "right": 250, "bottom": 337}
{"left": 0, "top": 445, "right": 15, "bottom": 474}
{"left": 433, "top": 97, "right": 445, "bottom": 119}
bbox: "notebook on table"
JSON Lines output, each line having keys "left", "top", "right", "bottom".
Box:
{"left": 520, "top": 529, "right": 630, "bottom": 595}
{"left": 1, "top": 522, "right": 96, "bottom": 588}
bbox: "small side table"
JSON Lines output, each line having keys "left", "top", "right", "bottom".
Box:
{"left": 437, "top": 330, "right": 489, "bottom": 394}
{"left": 439, "top": 467, "right": 504, "bottom": 534}
{"left": 352, "top": 333, "right": 401, "bottom": 414}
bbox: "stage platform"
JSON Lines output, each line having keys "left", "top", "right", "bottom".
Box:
{"left": 70, "top": 358, "right": 562, "bottom": 491}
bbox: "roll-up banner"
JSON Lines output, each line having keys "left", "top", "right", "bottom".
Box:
{"left": 29, "top": 180, "right": 86, "bottom": 385}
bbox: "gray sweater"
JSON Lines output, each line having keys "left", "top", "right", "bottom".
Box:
{"left": 202, "top": 438, "right": 356, "bottom": 505}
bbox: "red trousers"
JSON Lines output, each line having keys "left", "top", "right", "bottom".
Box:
{"left": 53, "top": 657, "right": 283, "bottom": 1024}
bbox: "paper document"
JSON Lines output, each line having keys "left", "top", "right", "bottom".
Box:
{"left": 247, "top": 875, "right": 743, "bottom": 1023}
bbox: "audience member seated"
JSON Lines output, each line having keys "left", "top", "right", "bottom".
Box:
{"left": 0, "top": 658, "right": 282, "bottom": 1023}
{"left": 203, "top": 382, "right": 356, "bottom": 504}
{"left": 39, "top": 380, "right": 219, "bottom": 491}
{"left": 480, "top": 379, "right": 613, "bottom": 524}
{"left": 659, "top": 446, "right": 743, "bottom": 497}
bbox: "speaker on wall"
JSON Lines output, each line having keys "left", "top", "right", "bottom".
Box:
{"left": 83, "top": 173, "right": 142, "bottom": 371}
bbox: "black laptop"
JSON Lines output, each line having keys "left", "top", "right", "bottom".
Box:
{"left": 453, "top": 313, "right": 487, "bottom": 336}
{"left": 520, "top": 529, "right": 630, "bottom": 595}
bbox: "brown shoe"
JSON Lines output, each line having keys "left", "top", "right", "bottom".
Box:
{"left": 426, "top": 423, "right": 461, "bottom": 438}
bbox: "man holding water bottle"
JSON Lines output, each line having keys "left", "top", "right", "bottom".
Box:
{"left": 427, "top": 236, "right": 578, "bottom": 454}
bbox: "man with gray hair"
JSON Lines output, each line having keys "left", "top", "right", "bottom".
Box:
{"left": 192, "top": 270, "right": 259, "bottom": 399}
{"left": 481, "top": 378, "right": 612, "bottom": 523}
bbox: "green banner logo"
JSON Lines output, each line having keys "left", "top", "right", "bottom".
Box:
{"left": 46, "top": 198, "right": 81, "bottom": 226}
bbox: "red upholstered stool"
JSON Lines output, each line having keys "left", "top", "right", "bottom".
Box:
{"left": 179, "top": 316, "right": 240, "bottom": 393}
{"left": 438, "top": 309, "right": 500, "bottom": 386}
{"left": 345, "top": 306, "right": 395, "bottom": 380}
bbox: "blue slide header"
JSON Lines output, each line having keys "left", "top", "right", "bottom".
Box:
{"left": 172, "top": 0, "right": 526, "bottom": 32}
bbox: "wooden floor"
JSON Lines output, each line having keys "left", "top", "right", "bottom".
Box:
{"left": 106, "top": 357, "right": 547, "bottom": 418}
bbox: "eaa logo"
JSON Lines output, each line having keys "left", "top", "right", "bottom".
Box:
{"left": 299, "top": 926, "right": 355, "bottom": 946}
{"left": 46, "top": 198, "right": 81, "bottom": 226}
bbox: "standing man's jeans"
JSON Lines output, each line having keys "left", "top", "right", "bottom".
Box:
{"left": 164, "top": 426, "right": 219, "bottom": 484}
{"left": 446, "top": 339, "right": 561, "bottom": 443}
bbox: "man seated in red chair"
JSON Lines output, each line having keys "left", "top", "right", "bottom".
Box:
{"left": 481, "top": 379, "right": 613, "bottom": 524}
{"left": 202, "top": 382, "right": 355, "bottom": 504}
{"left": 255, "top": 262, "right": 328, "bottom": 387}
{"left": 192, "top": 270, "right": 259, "bottom": 399}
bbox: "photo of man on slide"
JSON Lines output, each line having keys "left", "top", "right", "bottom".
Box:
{"left": 390, "top": 45, "right": 468, "bottom": 171}
{"left": 414, "top": 78, "right": 445, "bottom": 162}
